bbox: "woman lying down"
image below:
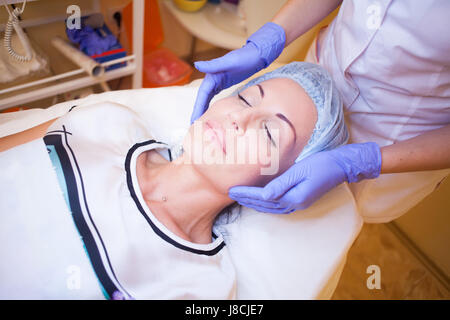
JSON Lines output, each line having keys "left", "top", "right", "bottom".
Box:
{"left": 0, "top": 62, "right": 347, "bottom": 299}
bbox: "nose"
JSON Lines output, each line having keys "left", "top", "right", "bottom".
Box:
{"left": 227, "top": 108, "right": 254, "bottom": 136}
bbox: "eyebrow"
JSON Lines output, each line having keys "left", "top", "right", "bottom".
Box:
{"left": 276, "top": 113, "right": 297, "bottom": 143}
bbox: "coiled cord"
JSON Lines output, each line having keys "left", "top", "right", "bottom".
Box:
{"left": 3, "top": 0, "right": 31, "bottom": 62}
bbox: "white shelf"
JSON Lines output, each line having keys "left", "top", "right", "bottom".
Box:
{"left": 0, "top": 57, "right": 137, "bottom": 110}
{"left": 3, "top": 0, "right": 38, "bottom": 4}
{"left": 0, "top": 0, "right": 144, "bottom": 110}
{"left": 0, "top": 9, "right": 98, "bottom": 32}
{"left": 163, "top": 0, "right": 247, "bottom": 51}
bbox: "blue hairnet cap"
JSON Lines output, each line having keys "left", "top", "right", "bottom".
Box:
{"left": 235, "top": 61, "right": 349, "bottom": 162}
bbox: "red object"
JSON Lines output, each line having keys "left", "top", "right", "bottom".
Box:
{"left": 143, "top": 48, "right": 192, "bottom": 87}
{"left": 122, "top": 0, "right": 192, "bottom": 88}
{"left": 1, "top": 106, "right": 29, "bottom": 113}
{"left": 123, "top": 0, "right": 164, "bottom": 53}
{"left": 90, "top": 48, "right": 126, "bottom": 59}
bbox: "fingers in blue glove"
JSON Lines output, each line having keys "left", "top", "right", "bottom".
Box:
{"left": 276, "top": 183, "right": 313, "bottom": 211}
{"left": 194, "top": 56, "right": 233, "bottom": 74}
{"left": 262, "top": 164, "right": 310, "bottom": 200}
{"left": 229, "top": 185, "right": 267, "bottom": 200}
{"left": 190, "top": 73, "right": 223, "bottom": 124}
{"left": 229, "top": 187, "right": 296, "bottom": 214}
{"left": 233, "top": 189, "right": 308, "bottom": 212}
{"left": 235, "top": 201, "right": 292, "bottom": 214}
{"left": 194, "top": 49, "right": 247, "bottom": 74}
{"left": 229, "top": 165, "right": 306, "bottom": 201}
{"left": 229, "top": 194, "right": 283, "bottom": 210}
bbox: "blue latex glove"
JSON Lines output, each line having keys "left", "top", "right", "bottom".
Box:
{"left": 229, "top": 142, "right": 382, "bottom": 213}
{"left": 190, "top": 22, "right": 286, "bottom": 124}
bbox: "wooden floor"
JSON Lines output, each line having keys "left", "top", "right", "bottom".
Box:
{"left": 331, "top": 223, "right": 449, "bottom": 299}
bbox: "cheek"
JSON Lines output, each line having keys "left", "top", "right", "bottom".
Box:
{"left": 183, "top": 149, "right": 280, "bottom": 194}
{"left": 201, "top": 163, "right": 267, "bottom": 193}
{"left": 204, "top": 97, "right": 237, "bottom": 117}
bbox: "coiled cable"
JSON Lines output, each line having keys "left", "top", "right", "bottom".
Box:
{"left": 2, "top": 0, "right": 31, "bottom": 62}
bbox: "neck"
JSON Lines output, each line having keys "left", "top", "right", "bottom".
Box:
{"left": 137, "top": 152, "right": 232, "bottom": 244}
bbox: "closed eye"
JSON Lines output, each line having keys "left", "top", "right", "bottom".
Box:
{"left": 264, "top": 123, "right": 276, "bottom": 147}
{"left": 238, "top": 93, "right": 251, "bottom": 107}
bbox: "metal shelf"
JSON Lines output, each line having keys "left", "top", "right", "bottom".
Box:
{"left": 0, "top": 0, "right": 144, "bottom": 109}
{"left": 0, "top": 56, "right": 136, "bottom": 110}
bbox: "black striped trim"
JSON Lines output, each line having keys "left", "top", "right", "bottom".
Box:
{"left": 125, "top": 140, "right": 225, "bottom": 256}
{"left": 44, "top": 130, "right": 131, "bottom": 300}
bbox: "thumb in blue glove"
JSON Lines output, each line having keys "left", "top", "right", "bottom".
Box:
{"left": 228, "top": 142, "right": 382, "bottom": 214}
{"left": 190, "top": 22, "right": 286, "bottom": 124}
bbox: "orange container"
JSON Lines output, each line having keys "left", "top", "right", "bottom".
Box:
{"left": 142, "top": 47, "right": 192, "bottom": 87}
{"left": 123, "top": 0, "right": 193, "bottom": 88}
{"left": 123, "top": 0, "right": 164, "bottom": 52}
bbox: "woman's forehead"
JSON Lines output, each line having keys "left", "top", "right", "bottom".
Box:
{"left": 258, "top": 78, "right": 314, "bottom": 112}
{"left": 246, "top": 78, "right": 307, "bottom": 101}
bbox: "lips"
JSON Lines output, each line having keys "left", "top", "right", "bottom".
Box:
{"left": 205, "top": 120, "right": 226, "bottom": 154}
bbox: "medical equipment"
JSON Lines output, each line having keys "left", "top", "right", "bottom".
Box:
{"left": 3, "top": 0, "right": 31, "bottom": 62}
{"left": 0, "top": 71, "right": 363, "bottom": 298}
{"left": 0, "top": 0, "right": 49, "bottom": 84}
{"left": 190, "top": 22, "right": 286, "bottom": 123}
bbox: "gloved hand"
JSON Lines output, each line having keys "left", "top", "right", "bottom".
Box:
{"left": 190, "top": 22, "right": 286, "bottom": 124}
{"left": 228, "top": 142, "right": 382, "bottom": 213}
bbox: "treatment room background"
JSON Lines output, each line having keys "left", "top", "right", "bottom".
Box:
{"left": 0, "top": 0, "right": 448, "bottom": 299}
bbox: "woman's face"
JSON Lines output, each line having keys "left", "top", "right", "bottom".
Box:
{"left": 182, "top": 77, "right": 317, "bottom": 194}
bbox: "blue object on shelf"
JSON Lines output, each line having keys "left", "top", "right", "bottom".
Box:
{"left": 66, "top": 14, "right": 126, "bottom": 72}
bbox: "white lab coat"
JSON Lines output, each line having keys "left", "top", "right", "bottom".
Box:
{"left": 308, "top": 0, "right": 450, "bottom": 223}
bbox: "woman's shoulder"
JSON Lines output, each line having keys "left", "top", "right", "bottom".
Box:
{"left": 47, "top": 101, "right": 155, "bottom": 146}
{"left": 63, "top": 101, "right": 144, "bottom": 123}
